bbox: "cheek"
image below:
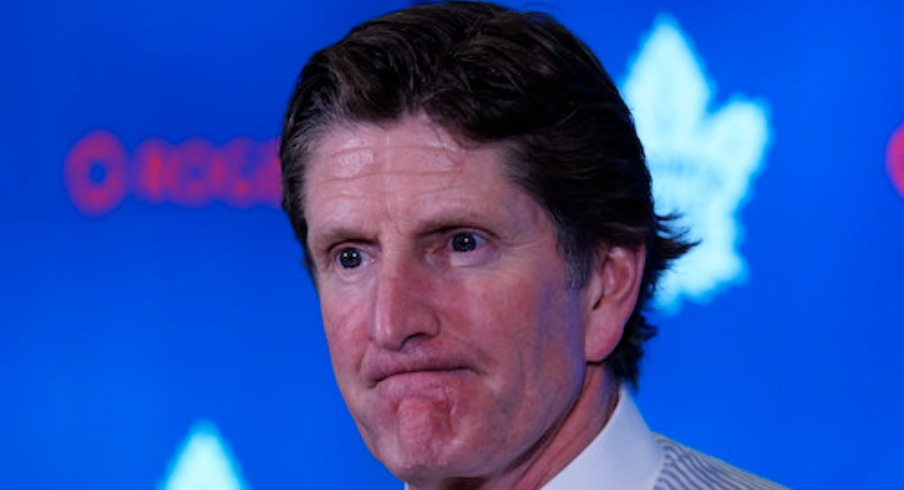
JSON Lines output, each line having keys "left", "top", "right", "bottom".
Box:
{"left": 320, "top": 291, "right": 370, "bottom": 380}
{"left": 486, "top": 275, "right": 584, "bottom": 380}
{"left": 449, "top": 270, "right": 579, "bottom": 370}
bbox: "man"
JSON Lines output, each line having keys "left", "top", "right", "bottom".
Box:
{"left": 279, "top": 2, "right": 783, "bottom": 488}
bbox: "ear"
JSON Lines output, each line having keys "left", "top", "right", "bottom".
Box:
{"left": 582, "top": 243, "right": 646, "bottom": 362}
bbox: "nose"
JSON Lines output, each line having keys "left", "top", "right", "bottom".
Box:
{"left": 370, "top": 257, "right": 440, "bottom": 350}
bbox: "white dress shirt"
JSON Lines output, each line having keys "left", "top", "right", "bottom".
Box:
{"left": 544, "top": 384, "right": 664, "bottom": 490}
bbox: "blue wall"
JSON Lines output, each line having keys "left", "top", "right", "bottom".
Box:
{"left": 2, "top": 1, "right": 902, "bottom": 488}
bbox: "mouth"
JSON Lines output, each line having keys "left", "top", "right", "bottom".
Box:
{"left": 365, "top": 357, "right": 473, "bottom": 388}
{"left": 369, "top": 367, "right": 474, "bottom": 404}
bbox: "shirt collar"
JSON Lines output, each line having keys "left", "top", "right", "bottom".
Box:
{"left": 543, "top": 384, "right": 664, "bottom": 490}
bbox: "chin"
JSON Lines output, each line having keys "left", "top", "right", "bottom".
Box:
{"left": 370, "top": 420, "right": 499, "bottom": 484}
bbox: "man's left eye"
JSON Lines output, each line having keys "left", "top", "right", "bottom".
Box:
{"left": 450, "top": 232, "right": 482, "bottom": 252}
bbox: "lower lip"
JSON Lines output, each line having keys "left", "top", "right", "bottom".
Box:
{"left": 375, "top": 369, "right": 472, "bottom": 399}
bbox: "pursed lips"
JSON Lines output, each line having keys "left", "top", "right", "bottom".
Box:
{"left": 363, "top": 355, "right": 474, "bottom": 389}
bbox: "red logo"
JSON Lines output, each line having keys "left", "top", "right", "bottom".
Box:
{"left": 888, "top": 124, "right": 904, "bottom": 198}
{"left": 64, "top": 130, "right": 281, "bottom": 216}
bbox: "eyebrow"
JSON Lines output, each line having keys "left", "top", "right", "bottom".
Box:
{"left": 307, "top": 225, "right": 375, "bottom": 253}
{"left": 309, "top": 211, "right": 499, "bottom": 247}
{"left": 414, "top": 215, "right": 498, "bottom": 238}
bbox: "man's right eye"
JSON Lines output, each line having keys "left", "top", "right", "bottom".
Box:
{"left": 337, "top": 247, "right": 364, "bottom": 269}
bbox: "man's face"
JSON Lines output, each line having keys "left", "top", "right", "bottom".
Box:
{"left": 302, "top": 114, "right": 593, "bottom": 483}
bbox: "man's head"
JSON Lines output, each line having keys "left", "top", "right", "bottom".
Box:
{"left": 282, "top": 1, "right": 689, "bottom": 384}
{"left": 280, "top": 1, "right": 690, "bottom": 486}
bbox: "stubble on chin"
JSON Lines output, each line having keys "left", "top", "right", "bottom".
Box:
{"left": 362, "top": 387, "right": 502, "bottom": 483}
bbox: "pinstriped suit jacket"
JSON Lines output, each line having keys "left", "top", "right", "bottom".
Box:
{"left": 653, "top": 435, "right": 786, "bottom": 489}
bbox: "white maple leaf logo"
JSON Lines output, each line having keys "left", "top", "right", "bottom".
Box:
{"left": 621, "top": 15, "right": 772, "bottom": 313}
{"left": 158, "top": 420, "right": 250, "bottom": 490}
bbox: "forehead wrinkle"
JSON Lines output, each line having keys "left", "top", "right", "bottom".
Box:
{"left": 314, "top": 115, "right": 479, "bottom": 179}
{"left": 327, "top": 145, "right": 376, "bottom": 179}
{"left": 306, "top": 114, "right": 537, "bottom": 242}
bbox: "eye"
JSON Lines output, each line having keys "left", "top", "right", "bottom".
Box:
{"left": 450, "top": 232, "right": 481, "bottom": 252}
{"left": 337, "top": 247, "right": 364, "bottom": 269}
{"left": 445, "top": 231, "right": 495, "bottom": 267}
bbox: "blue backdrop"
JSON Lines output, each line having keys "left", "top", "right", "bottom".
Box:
{"left": 2, "top": 1, "right": 902, "bottom": 488}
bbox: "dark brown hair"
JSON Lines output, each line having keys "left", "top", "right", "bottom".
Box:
{"left": 280, "top": 1, "right": 692, "bottom": 386}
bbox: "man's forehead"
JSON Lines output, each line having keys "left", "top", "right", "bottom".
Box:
{"left": 307, "top": 114, "right": 495, "bottom": 179}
